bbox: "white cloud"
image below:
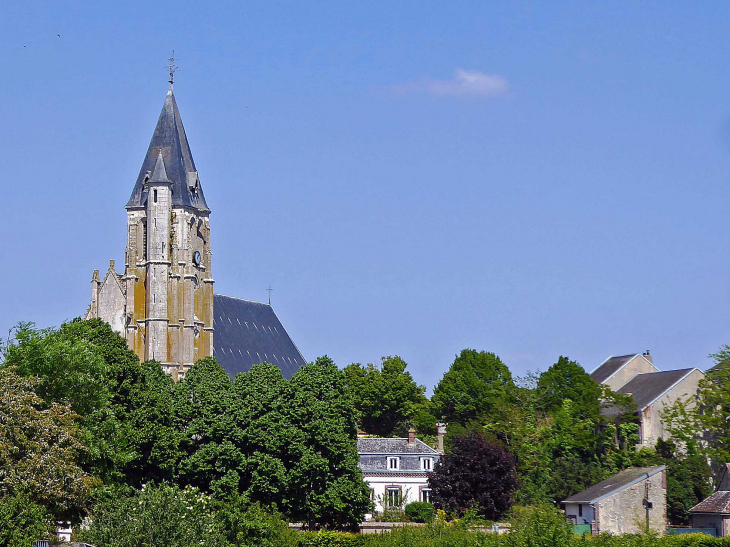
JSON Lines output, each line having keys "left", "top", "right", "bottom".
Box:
{"left": 392, "top": 69, "right": 509, "bottom": 98}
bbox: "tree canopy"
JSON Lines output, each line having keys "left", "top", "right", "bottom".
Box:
{"left": 428, "top": 430, "right": 517, "bottom": 520}
{"left": 343, "top": 356, "right": 431, "bottom": 437}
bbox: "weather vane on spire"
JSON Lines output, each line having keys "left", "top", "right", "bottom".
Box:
{"left": 166, "top": 51, "right": 179, "bottom": 89}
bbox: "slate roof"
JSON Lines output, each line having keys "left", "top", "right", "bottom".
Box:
{"left": 690, "top": 491, "right": 730, "bottom": 514}
{"left": 213, "top": 294, "right": 306, "bottom": 380}
{"left": 563, "top": 466, "right": 665, "bottom": 504}
{"left": 126, "top": 90, "right": 209, "bottom": 212}
{"left": 616, "top": 369, "right": 696, "bottom": 410}
{"left": 590, "top": 354, "right": 638, "bottom": 384}
{"left": 357, "top": 438, "right": 440, "bottom": 455}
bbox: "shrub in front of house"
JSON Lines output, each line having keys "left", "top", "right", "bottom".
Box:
{"left": 404, "top": 502, "right": 435, "bottom": 523}
{"left": 296, "top": 530, "right": 366, "bottom": 547}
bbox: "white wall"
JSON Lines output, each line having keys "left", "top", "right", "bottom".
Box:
{"left": 565, "top": 503, "right": 594, "bottom": 525}
{"left": 363, "top": 475, "right": 431, "bottom": 516}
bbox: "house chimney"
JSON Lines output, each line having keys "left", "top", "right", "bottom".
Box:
{"left": 408, "top": 427, "right": 416, "bottom": 445}
{"left": 643, "top": 350, "right": 652, "bottom": 364}
{"left": 436, "top": 422, "right": 447, "bottom": 453}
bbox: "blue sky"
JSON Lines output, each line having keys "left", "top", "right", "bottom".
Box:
{"left": 2, "top": 1, "right": 730, "bottom": 391}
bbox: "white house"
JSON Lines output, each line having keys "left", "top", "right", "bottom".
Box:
{"left": 358, "top": 428, "right": 441, "bottom": 516}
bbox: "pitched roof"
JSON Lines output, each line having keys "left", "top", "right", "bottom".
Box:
{"left": 590, "top": 354, "right": 638, "bottom": 384}
{"left": 213, "top": 294, "right": 306, "bottom": 380}
{"left": 690, "top": 491, "right": 730, "bottom": 514}
{"left": 563, "top": 466, "right": 665, "bottom": 504}
{"left": 616, "top": 369, "right": 696, "bottom": 410}
{"left": 357, "top": 438, "right": 439, "bottom": 455}
{"left": 126, "top": 90, "right": 209, "bottom": 212}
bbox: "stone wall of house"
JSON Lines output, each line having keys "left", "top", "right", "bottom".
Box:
{"left": 603, "top": 355, "right": 657, "bottom": 391}
{"left": 642, "top": 369, "right": 704, "bottom": 447}
{"left": 596, "top": 470, "right": 666, "bottom": 535}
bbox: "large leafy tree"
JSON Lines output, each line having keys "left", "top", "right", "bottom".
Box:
{"left": 285, "top": 356, "right": 372, "bottom": 530}
{"left": 229, "top": 363, "right": 292, "bottom": 505}
{"left": 0, "top": 367, "right": 96, "bottom": 521}
{"left": 535, "top": 356, "right": 602, "bottom": 420}
{"left": 2, "top": 320, "right": 181, "bottom": 488}
{"left": 431, "top": 349, "right": 516, "bottom": 427}
{"left": 664, "top": 346, "right": 730, "bottom": 465}
{"left": 343, "top": 356, "right": 431, "bottom": 437}
{"left": 174, "top": 357, "right": 238, "bottom": 497}
{"left": 428, "top": 430, "right": 517, "bottom": 520}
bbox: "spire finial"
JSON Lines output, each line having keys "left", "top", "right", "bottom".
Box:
{"left": 166, "top": 51, "right": 179, "bottom": 90}
{"left": 267, "top": 286, "right": 273, "bottom": 305}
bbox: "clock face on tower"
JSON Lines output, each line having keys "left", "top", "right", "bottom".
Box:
{"left": 192, "top": 251, "right": 201, "bottom": 266}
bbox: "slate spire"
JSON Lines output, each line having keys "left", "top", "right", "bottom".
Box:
{"left": 149, "top": 150, "right": 171, "bottom": 183}
{"left": 126, "top": 89, "right": 209, "bottom": 212}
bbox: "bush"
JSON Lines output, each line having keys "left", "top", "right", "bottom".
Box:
{"left": 297, "top": 530, "right": 365, "bottom": 547}
{"left": 404, "top": 502, "right": 435, "bottom": 523}
{"left": 0, "top": 493, "right": 52, "bottom": 547}
{"left": 77, "top": 482, "right": 228, "bottom": 547}
{"left": 507, "top": 505, "right": 573, "bottom": 547}
{"left": 215, "top": 498, "right": 296, "bottom": 547}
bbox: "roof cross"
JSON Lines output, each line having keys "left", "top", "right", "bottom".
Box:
{"left": 166, "top": 51, "right": 179, "bottom": 89}
{"left": 267, "top": 286, "right": 273, "bottom": 305}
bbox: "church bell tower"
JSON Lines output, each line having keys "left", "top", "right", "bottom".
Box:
{"left": 87, "top": 83, "right": 214, "bottom": 379}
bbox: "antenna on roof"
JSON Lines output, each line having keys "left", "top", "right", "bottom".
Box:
{"left": 267, "top": 286, "right": 273, "bottom": 305}
{"left": 166, "top": 51, "right": 179, "bottom": 90}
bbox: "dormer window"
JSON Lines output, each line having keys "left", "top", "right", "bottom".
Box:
{"left": 421, "top": 457, "right": 433, "bottom": 471}
{"left": 187, "top": 171, "right": 199, "bottom": 192}
{"left": 387, "top": 457, "right": 399, "bottom": 470}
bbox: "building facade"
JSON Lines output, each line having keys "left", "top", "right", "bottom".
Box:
{"left": 591, "top": 353, "right": 704, "bottom": 447}
{"left": 358, "top": 430, "right": 441, "bottom": 517}
{"left": 563, "top": 466, "right": 667, "bottom": 535}
{"left": 86, "top": 85, "right": 306, "bottom": 380}
{"left": 690, "top": 464, "right": 730, "bottom": 537}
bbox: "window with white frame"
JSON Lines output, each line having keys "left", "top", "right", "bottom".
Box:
{"left": 386, "top": 487, "right": 402, "bottom": 508}
{"left": 387, "top": 456, "right": 400, "bottom": 470}
{"left": 421, "top": 457, "right": 433, "bottom": 471}
{"left": 421, "top": 488, "right": 432, "bottom": 503}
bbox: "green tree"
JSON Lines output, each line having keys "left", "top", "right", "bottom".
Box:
{"left": 108, "top": 359, "right": 181, "bottom": 487}
{"left": 343, "top": 356, "right": 432, "bottom": 437}
{"left": 535, "top": 356, "right": 601, "bottom": 420}
{"left": 285, "top": 356, "right": 372, "bottom": 529}
{"left": 431, "top": 349, "right": 516, "bottom": 427}
{"left": 0, "top": 492, "right": 53, "bottom": 547}
{"left": 0, "top": 367, "right": 95, "bottom": 521}
{"left": 174, "top": 357, "right": 238, "bottom": 497}
{"left": 229, "top": 362, "right": 292, "bottom": 505}
{"left": 2, "top": 319, "right": 181, "bottom": 489}
{"left": 2, "top": 321, "right": 110, "bottom": 418}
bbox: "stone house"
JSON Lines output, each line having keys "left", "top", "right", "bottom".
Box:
{"left": 563, "top": 466, "right": 667, "bottom": 535}
{"left": 358, "top": 429, "right": 441, "bottom": 517}
{"left": 591, "top": 353, "right": 704, "bottom": 447}
{"left": 690, "top": 464, "right": 730, "bottom": 536}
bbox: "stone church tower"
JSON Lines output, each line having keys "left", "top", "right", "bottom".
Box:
{"left": 86, "top": 86, "right": 214, "bottom": 378}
